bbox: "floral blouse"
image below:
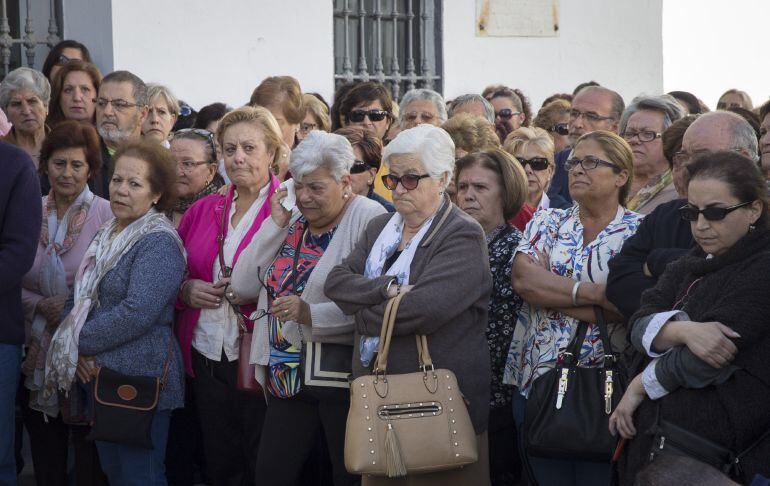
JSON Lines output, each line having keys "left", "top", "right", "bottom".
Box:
{"left": 486, "top": 224, "right": 524, "bottom": 409}
{"left": 503, "top": 205, "right": 642, "bottom": 397}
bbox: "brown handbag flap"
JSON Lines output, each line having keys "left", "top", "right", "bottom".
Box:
{"left": 92, "top": 367, "right": 161, "bottom": 411}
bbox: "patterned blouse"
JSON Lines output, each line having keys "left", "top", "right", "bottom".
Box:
{"left": 503, "top": 205, "right": 642, "bottom": 397}
{"left": 486, "top": 224, "right": 524, "bottom": 409}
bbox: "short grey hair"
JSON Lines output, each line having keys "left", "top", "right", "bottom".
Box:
{"left": 398, "top": 89, "right": 447, "bottom": 128}
{"left": 619, "top": 94, "right": 685, "bottom": 135}
{"left": 383, "top": 124, "right": 456, "bottom": 182}
{"left": 290, "top": 130, "right": 354, "bottom": 182}
{"left": 0, "top": 67, "right": 50, "bottom": 110}
{"left": 448, "top": 94, "right": 494, "bottom": 124}
{"left": 147, "top": 83, "right": 180, "bottom": 116}
{"left": 101, "top": 70, "right": 148, "bottom": 106}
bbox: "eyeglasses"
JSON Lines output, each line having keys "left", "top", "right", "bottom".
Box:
{"left": 299, "top": 122, "right": 317, "bottom": 135}
{"left": 569, "top": 109, "right": 614, "bottom": 124}
{"left": 96, "top": 97, "right": 143, "bottom": 112}
{"left": 404, "top": 111, "right": 436, "bottom": 123}
{"left": 672, "top": 148, "right": 743, "bottom": 169}
{"left": 348, "top": 109, "right": 389, "bottom": 123}
{"left": 518, "top": 157, "right": 550, "bottom": 171}
{"left": 622, "top": 130, "right": 661, "bottom": 143}
{"left": 679, "top": 201, "right": 754, "bottom": 222}
{"left": 550, "top": 123, "right": 569, "bottom": 136}
{"left": 381, "top": 173, "right": 431, "bottom": 190}
{"left": 564, "top": 156, "right": 620, "bottom": 172}
{"left": 350, "top": 160, "right": 372, "bottom": 174}
{"left": 495, "top": 108, "right": 521, "bottom": 120}
{"left": 173, "top": 128, "right": 217, "bottom": 161}
{"left": 177, "top": 160, "right": 211, "bottom": 173}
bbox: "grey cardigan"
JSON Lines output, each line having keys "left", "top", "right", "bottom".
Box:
{"left": 325, "top": 198, "right": 493, "bottom": 433}
{"left": 76, "top": 232, "right": 186, "bottom": 411}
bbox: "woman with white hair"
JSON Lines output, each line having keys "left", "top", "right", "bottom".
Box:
{"left": 0, "top": 67, "right": 50, "bottom": 170}
{"left": 398, "top": 88, "right": 447, "bottom": 129}
{"left": 141, "top": 83, "right": 179, "bottom": 146}
{"left": 231, "top": 130, "right": 386, "bottom": 485}
{"left": 326, "top": 124, "right": 493, "bottom": 485}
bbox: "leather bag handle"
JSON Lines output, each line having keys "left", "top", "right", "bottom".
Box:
{"left": 372, "top": 293, "right": 404, "bottom": 373}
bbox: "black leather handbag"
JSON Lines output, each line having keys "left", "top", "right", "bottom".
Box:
{"left": 524, "top": 306, "right": 626, "bottom": 462}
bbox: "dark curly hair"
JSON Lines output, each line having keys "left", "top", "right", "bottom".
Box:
{"left": 112, "top": 139, "right": 178, "bottom": 211}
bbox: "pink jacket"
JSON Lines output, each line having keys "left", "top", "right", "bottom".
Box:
{"left": 176, "top": 178, "right": 279, "bottom": 376}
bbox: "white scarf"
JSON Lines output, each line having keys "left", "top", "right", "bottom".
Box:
{"left": 359, "top": 211, "right": 435, "bottom": 366}
{"left": 44, "top": 208, "right": 184, "bottom": 397}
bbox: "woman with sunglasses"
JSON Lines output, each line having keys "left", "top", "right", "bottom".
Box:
{"left": 534, "top": 99, "right": 572, "bottom": 154}
{"left": 175, "top": 107, "right": 282, "bottom": 486}
{"left": 42, "top": 40, "right": 91, "bottom": 84}
{"left": 335, "top": 126, "right": 395, "bottom": 212}
{"left": 611, "top": 152, "right": 770, "bottom": 484}
{"left": 504, "top": 126, "right": 571, "bottom": 210}
{"left": 339, "top": 81, "right": 395, "bottom": 141}
{"left": 326, "top": 124, "right": 494, "bottom": 485}
{"left": 230, "top": 130, "right": 385, "bottom": 485}
{"left": 504, "top": 130, "right": 641, "bottom": 485}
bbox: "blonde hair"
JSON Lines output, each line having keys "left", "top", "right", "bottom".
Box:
{"left": 575, "top": 130, "right": 635, "bottom": 205}
{"left": 146, "top": 84, "right": 180, "bottom": 117}
{"left": 216, "top": 106, "right": 284, "bottom": 167}
{"left": 503, "top": 126, "right": 555, "bottom": 166}
{"left": 302, "top": 93, "right": 331, "bottom": 132}
{"left": 249, "top": 76, "right": 304, "bottom": 124}
{"left": 441, "top": 113, "right": 500, "bottom": 153}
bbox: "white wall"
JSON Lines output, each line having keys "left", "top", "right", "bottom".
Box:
{"left": 442, "top": 0, "right": 664, "bottom": 110}
{"left": 108, "top": 0, "right": 334, "bottom": 110}
{"left": 662, "top": 0, "right": 770, "bottom": 110}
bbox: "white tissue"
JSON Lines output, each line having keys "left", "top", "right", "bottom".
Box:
{"left": 279, "top": 179, "right": 296, "bottom": 211}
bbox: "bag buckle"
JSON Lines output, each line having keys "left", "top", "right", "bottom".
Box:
{"left": 604, "top": 370, "right": 614, "bottom": 415}
{"left": 373, "top": 368, "right": 389, "bottom": 398}
{"left": 556, "top": 368, "right": 569, "bottom": 409}
{"left": 559, "top": 351, "right": 575, "bottom": 366}
{"left": 422, "top": 366, "right": 438, "bottom": 394}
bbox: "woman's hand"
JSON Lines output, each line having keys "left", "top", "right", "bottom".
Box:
{"left": 37, "top": 295, "right": 67, "bottom": 328}
{"left": 182, "top": 279, "right": 225, "bottom": 309}
{"left": 269, "top": 187, "right": 292, "bottom": 228}
{"left": 533, "top": 249, "right": 551, "bottom": 271}
{"left": 386, "top": 282, "right": 414, "bottom": 298}
{"left": 677, "top": 321, "right": 739, "bottom": 368}
{"left": 76, "top": 356, "right": 97, "bottom": 383}
{"left": 609, "top": 374, "right": 646, "bottom": 439}
{"left": 271, "top": 295, "right": 311, "bottom": 325}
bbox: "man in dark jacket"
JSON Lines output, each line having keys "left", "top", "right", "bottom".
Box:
{"left": 607, "top": 111, "right": 759, "bottom": 320}
{"left": 0, "top": 142, "right": 41, "bottom": 483}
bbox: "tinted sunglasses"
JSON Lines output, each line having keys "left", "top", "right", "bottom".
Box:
{"left": 550, "top": 123, "right": 569, "bottom": 136}
{"left": 495, "top": 108, "right": 520, "bottom": 120}
{"left": 679, "top": 201, "right": 753, "bottom": 222}
{"left": 518, "top": 157, "right": 550, "bottom": 171}
{"left": 350, "top": 160, "right": 372, "bottom": 174}
{"left": 348, "top": 109, "right": 389, "bottom": 123}
{"left": 381, "top": 173, "right": 430, "bottom": 191}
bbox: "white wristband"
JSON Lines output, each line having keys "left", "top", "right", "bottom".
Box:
{"left": 571, "top": 281, "right": 582, "bottom": 307}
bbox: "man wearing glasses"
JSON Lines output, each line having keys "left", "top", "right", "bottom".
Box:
{"left": 547, "top": 85, "right": 625, "bottom": 205}
{"left": 607, "top": 111, "right": 759, "bottom": 321}
{"left": 92, "top": 70, "right": 148, "bottom": 198}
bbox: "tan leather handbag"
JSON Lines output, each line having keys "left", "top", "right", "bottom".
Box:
{"left": 345, "top": 293, "right": 478, "bottom": 478}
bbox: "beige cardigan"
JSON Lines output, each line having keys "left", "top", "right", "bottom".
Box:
{"left": 231, "top": 195, "right": 386, "bottom": 383}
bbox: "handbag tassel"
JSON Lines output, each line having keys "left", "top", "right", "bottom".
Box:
{"left": 385, "top": 422, "right": 407, "bottom": 477}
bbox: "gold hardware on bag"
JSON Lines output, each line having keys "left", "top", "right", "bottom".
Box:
{"left": 556, "top": 368, "right": 569, "bottom": 409}
{"left": 604, "top": 370, "right": 614, "bottom": 415}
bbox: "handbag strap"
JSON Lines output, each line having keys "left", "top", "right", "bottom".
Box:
{"left": 372, "top": 293, "right": 404, "bottom": 373}
{"left": 592, "top": 305, "right": 617, "bottom": 364}
{"left": 564, "top": 320, "right": 589, "bottom": 365}
{"left": 415, "top": 335, "right": 433, "bottom": 369}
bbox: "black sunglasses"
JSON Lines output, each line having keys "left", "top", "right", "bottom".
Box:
{"left": 518, "top": 157, "right": 550, "bottom": 171}
{"left": 495, "top": 108, "right": 520, "bottom": 120}
{"left": 679, "top": 201, "right": 754, "bottom": 222}
{"left": 550, "top": 123, "right": 569, "bottom": 136}
{"left": 381, "top": 173, "right": 430, "bottom": 191}
{"left": 348, "top": 109, "right": 389, "bottom": 123}
{"left": 350, "top": 160, "right": 372, "bottom": 174}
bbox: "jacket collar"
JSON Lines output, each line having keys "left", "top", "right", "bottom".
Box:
{"left": 420, "top": 194, "right": 453, "bottom": 248}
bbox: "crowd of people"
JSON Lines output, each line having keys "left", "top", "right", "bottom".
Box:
{"left": 1, "top": 38, "right": 769, "bottom": 486}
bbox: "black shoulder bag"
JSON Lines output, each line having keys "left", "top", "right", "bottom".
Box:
{"left": 524, "top": 305, "right": 627, "bottom": 462}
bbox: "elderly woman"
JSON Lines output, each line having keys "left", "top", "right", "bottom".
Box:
{"left": 620, "top": 94, "right": 684, "bottom": 214}
{"left": 45, "top": 139, "right": 185, "bottom": 484}
{"left": 325, "top": 125, "right": 493, "bottom": 485}
{"left": 175, "top": 106, "right": 281, "bottom": 485}
{"left": 504, "top": 126, "right": 570, "bottom": 210}
{"left": 339, "top": 81, "right": 395, "bottom": 141}
{"left": 504, "top": 131, "right": 642, "bottom": 485}
{"left": 299, "top": 93, "right": 331, "bottom": 142}
{"left": 47, "top": 60, "right": 102, "bottom": 126}
{"left": 0, "top": 67, "right": 50, "bottom": 170}
{"left": 398, "top": 88, "right": 447, "bottom": 130}
{"left": 167, "top": 128, "right": 224, "bottom": 226}
{"left": 20, "top": 121, "right": 111, "bottom": 486}
{"left": 141, "top": 84, "right": 180, "bottom": 145}
{"left": 534, "top": 99, "right": 572, "bottom": 154}
{"left": 455, "top": 148, "right": 528, "bottom": 485}
{"left": 229, "top": 130, "right": 385, "bottom": 485}
{"left": 336, "top": 125, "right": 394, "bottom": 212}
{"left": 42, "top": 40, "right": 91, "bottom": 83}
{"left": 611, "top": 152, "right": 770, "bottom": 484}
{"left": 448, "top": 93, "right": 495, "bottom": 124}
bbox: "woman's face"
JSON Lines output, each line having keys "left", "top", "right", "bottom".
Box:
{"left": 222, "top": 122, "right": 273, "bottom": 191}
{"left": 515, "top": 145, "right": 553, "bottom": 204}
{"left": 401, "top": 100, "right": 440, "bottom": 129}
{"left": 49, "top": 47, "right": 83, "bottom": 82}
{"left": 142, "top": 95, "right": 177, "bottom": 142}
{"left": 266, "top": 104, "right": 298, "bottom": 148}
{"left": 346, "top": 99, "right": 390, "bottom": 140}
{"left": 46, "top": 147, "right": 90, "bottom": 201}
{"left": 171, "top": 138, "right": 217, "bottom": 199}
{"left": 687, "top": 177, "right": 762, "bottom": 256}
{"left": 60, "top": 70, "right": 96, "bottom": 122}
{"left": 760, "top": 113, "right": 770, "bottom": 175}
{"left": 568, "top": 138, "right": 628, "bottom": 205}
{"left": 388, "top": 153, "right": 444, "bottom": 217}
{"left": 551, "top": 112, "right": 571, "bottom": 153}
{"left": 109, "top": 155, "right": 160, "bottom": 230}
{"left": 295, "top": 166, "right": 351, "bottom": 230}
{"left": 6, "top": 89, "right": 47, "bottom": 136}
{"left": 297, "top": 112, "right": 319, "bottom": 142}
{"left": 456, "top": 163, "right": 505, "bottom": 233}
{"left": 349, "top": 145, "right": 377, "bottom": 196}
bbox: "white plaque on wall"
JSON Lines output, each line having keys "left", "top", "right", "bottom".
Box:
{"left": 476, "top": 0, "right": 560, "bottom": 37}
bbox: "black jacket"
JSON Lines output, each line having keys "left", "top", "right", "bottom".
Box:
{"left": 547, "top": 148, "right": 572, "bottom": 205}
{"left": 89, "top": 138, "right": 113, "bottom": 199}
{"left": 606, "top": 198, "right": 694, "bottom": 321}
